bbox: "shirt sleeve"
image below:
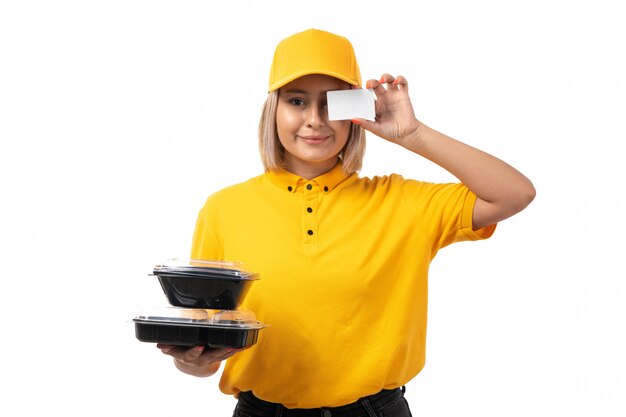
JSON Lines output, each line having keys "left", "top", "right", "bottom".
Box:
{"left": 459, "top": 189, "right": 497, "bottom": 241}
{"left": 190, "top": 194, "right": 225, "bottom": 261}
{"left": 399, "top": 177, "right": 496, "bottom": 252}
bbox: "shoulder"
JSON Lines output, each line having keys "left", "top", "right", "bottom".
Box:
{"left": 352, "top": 173, "right": 428, "bottom": 192}
{"left": 352, "top": 173, "right": 401, "bottom": 186}
{"left": 354, "top": 173, "right": 469, "bottom": 207}
{"left": 200, "top": 175, "right": 265, "bottom": 211}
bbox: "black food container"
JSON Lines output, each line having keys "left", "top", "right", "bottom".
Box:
{"left": 152, "top": 259, "right": 259, "bottom": 310}
{"left": 134, "top": 308, "right": 266, "bottom": 349}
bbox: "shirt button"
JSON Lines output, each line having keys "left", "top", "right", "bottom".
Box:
{"left": 324, "top": 186, "right": 329, "bottom": 192}
{"left": 306, "top": 184, "right": 312, "bottom": 190}
{"left": 307, "top": 230, "right": 313, "bottom": 235}
{"left": 288, "top": 186, "right": 293, "bottom": 192}
{"left": 307, "top": 207, "right": 313, "bottom": 213}
{"left": 323, "top": 410, "right": 332, "bottom": 417}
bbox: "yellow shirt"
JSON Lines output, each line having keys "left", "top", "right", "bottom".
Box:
{"left": 191, "top": 163, "right": 495, "bottom": 408}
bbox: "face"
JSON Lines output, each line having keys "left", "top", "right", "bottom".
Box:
{"left": 276, "top": 74, "right": 352, "bottom": 178}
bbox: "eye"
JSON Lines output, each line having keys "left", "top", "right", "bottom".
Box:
{"left": 289, "top": 98, "right": 305, "bottom": 106}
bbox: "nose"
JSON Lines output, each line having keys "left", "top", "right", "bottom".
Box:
{"left": 305, "top": 102, "right": 327, "bottom": 128}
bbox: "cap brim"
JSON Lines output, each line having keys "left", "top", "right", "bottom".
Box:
{"left": 268, "top": 70, "right": 360, "bottom": 92}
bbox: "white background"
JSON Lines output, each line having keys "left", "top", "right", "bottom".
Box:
{"left": 1, "top": 0, "right": 624, "bottom": 416}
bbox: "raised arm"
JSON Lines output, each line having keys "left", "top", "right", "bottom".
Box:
{"left": 353, "top": 74, "right": 535, "bottom": 229}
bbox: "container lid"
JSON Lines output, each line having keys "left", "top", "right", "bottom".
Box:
{"left": 133, "top": 307, "right": 265, "bottom": 329}
{"left": 153, "top": 258, "right": 259, "bottom": 281}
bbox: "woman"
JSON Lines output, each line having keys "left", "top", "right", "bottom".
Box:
{"left": 157, "top": 28, "right": 535, "bottom": 416}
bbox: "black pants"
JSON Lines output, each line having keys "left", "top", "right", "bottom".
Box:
{"left": 233, "top": 387, "right": 413, "bottom": 417}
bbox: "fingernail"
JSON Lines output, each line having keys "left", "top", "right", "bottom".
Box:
{"left": 196, "top": 346, "right": 204, "bottom": 352}
{"left": 351, "top": 119, "right": 361, "bottom": 125}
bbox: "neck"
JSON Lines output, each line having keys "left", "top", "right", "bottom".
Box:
{"left": 284, "top": 158, "right": 339, "bottom": 180}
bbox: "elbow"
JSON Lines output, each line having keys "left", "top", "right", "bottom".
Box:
{"left": 514, "top": 180, "right": 536, "bottom": 213}
{"left": 525, "top": 179, "right": 537, "bottom": 206}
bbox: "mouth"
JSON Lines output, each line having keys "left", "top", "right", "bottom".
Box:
{"left": 299, "top": 135, "right": 331, "bottom": 145}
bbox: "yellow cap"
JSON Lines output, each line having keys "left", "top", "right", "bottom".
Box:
{"left": 268, "top": 29, "right": 361, "bottom": 92}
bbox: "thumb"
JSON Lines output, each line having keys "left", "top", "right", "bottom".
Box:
{"left": 184, "top": 345, "right": 205, "bottom": 361}
{"left": 351, "top": 118, "right": 378, "bottom": 133}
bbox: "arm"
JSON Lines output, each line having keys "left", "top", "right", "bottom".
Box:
{"left": 353, "top": 74, "right": 536, "bottom": 229}
{"left": 160, "top": 202, "right": 243, "bottom": 377}
{"left": 401, "top": 124, "right": 535, "bottom": 229}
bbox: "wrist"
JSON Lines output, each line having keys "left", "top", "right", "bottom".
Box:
{"left": 397, "top": 120, "right": 427, "bottom": 153}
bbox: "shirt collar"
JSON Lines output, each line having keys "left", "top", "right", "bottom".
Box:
{"left": 265, "top": 162, "right": 353, "bottom": 194}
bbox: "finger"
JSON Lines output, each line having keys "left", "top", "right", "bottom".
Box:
{"left": 365, "top": 79, "right": 386, "bottom": 99}
{"left": 379, "top": 73, "right": 395, "bottom": 86}
{"left": 352, "top": 118, "right": 380, "bottom": 135}
{"left": 204, "top": 347, "right": 242, "bottom": 362}
{"left": 393, "top": 75, "right": 407, "bottom": 85}
{"left": 167, "top": 345, "right": 202, "bottom": 362}
{"left": 182, "top": 345, "right": 204, "bottom": 362}
{"left": 219, "top": 348, "right": 245, "bottom": 361}
{"left": 392, "top": 75, "right": 408, "bottom": 91}
{"left": 157, "top": 344, "right": 179, "bottom": 354}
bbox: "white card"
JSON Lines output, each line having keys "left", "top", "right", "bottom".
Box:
{"left": 327, "top": 88, "right": 376, "bottom": 121}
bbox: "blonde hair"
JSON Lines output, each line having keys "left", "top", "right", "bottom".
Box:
{"left": 258, "top": 91, "right": 366, "bottom": 174}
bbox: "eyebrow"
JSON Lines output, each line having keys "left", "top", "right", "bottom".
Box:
{"left": 282, "top": 88, "right": 339, "bottom": 98}
{"left": 283, "top": 89, "right": 309, "bottom": 95}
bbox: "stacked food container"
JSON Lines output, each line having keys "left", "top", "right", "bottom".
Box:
{"left": 134, "top": 259, "right": 266, "bottom": 349}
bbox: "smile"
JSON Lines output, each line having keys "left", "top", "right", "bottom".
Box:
{"left": 299, "top": 135, "right": 331, "bottom": 144}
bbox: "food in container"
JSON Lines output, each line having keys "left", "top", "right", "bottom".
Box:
{"left": 152, "top": 259, "right": 259, "bottom": 310}
{"left": 133, "top": 307, "right": 266, "bottom": 349}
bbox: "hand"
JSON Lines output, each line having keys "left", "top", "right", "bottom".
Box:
{"left": 156, "top": 344, "right": 244, "bottom": 377}
{"left": 352, "top": 74, "right": 422, "bottom": 146}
